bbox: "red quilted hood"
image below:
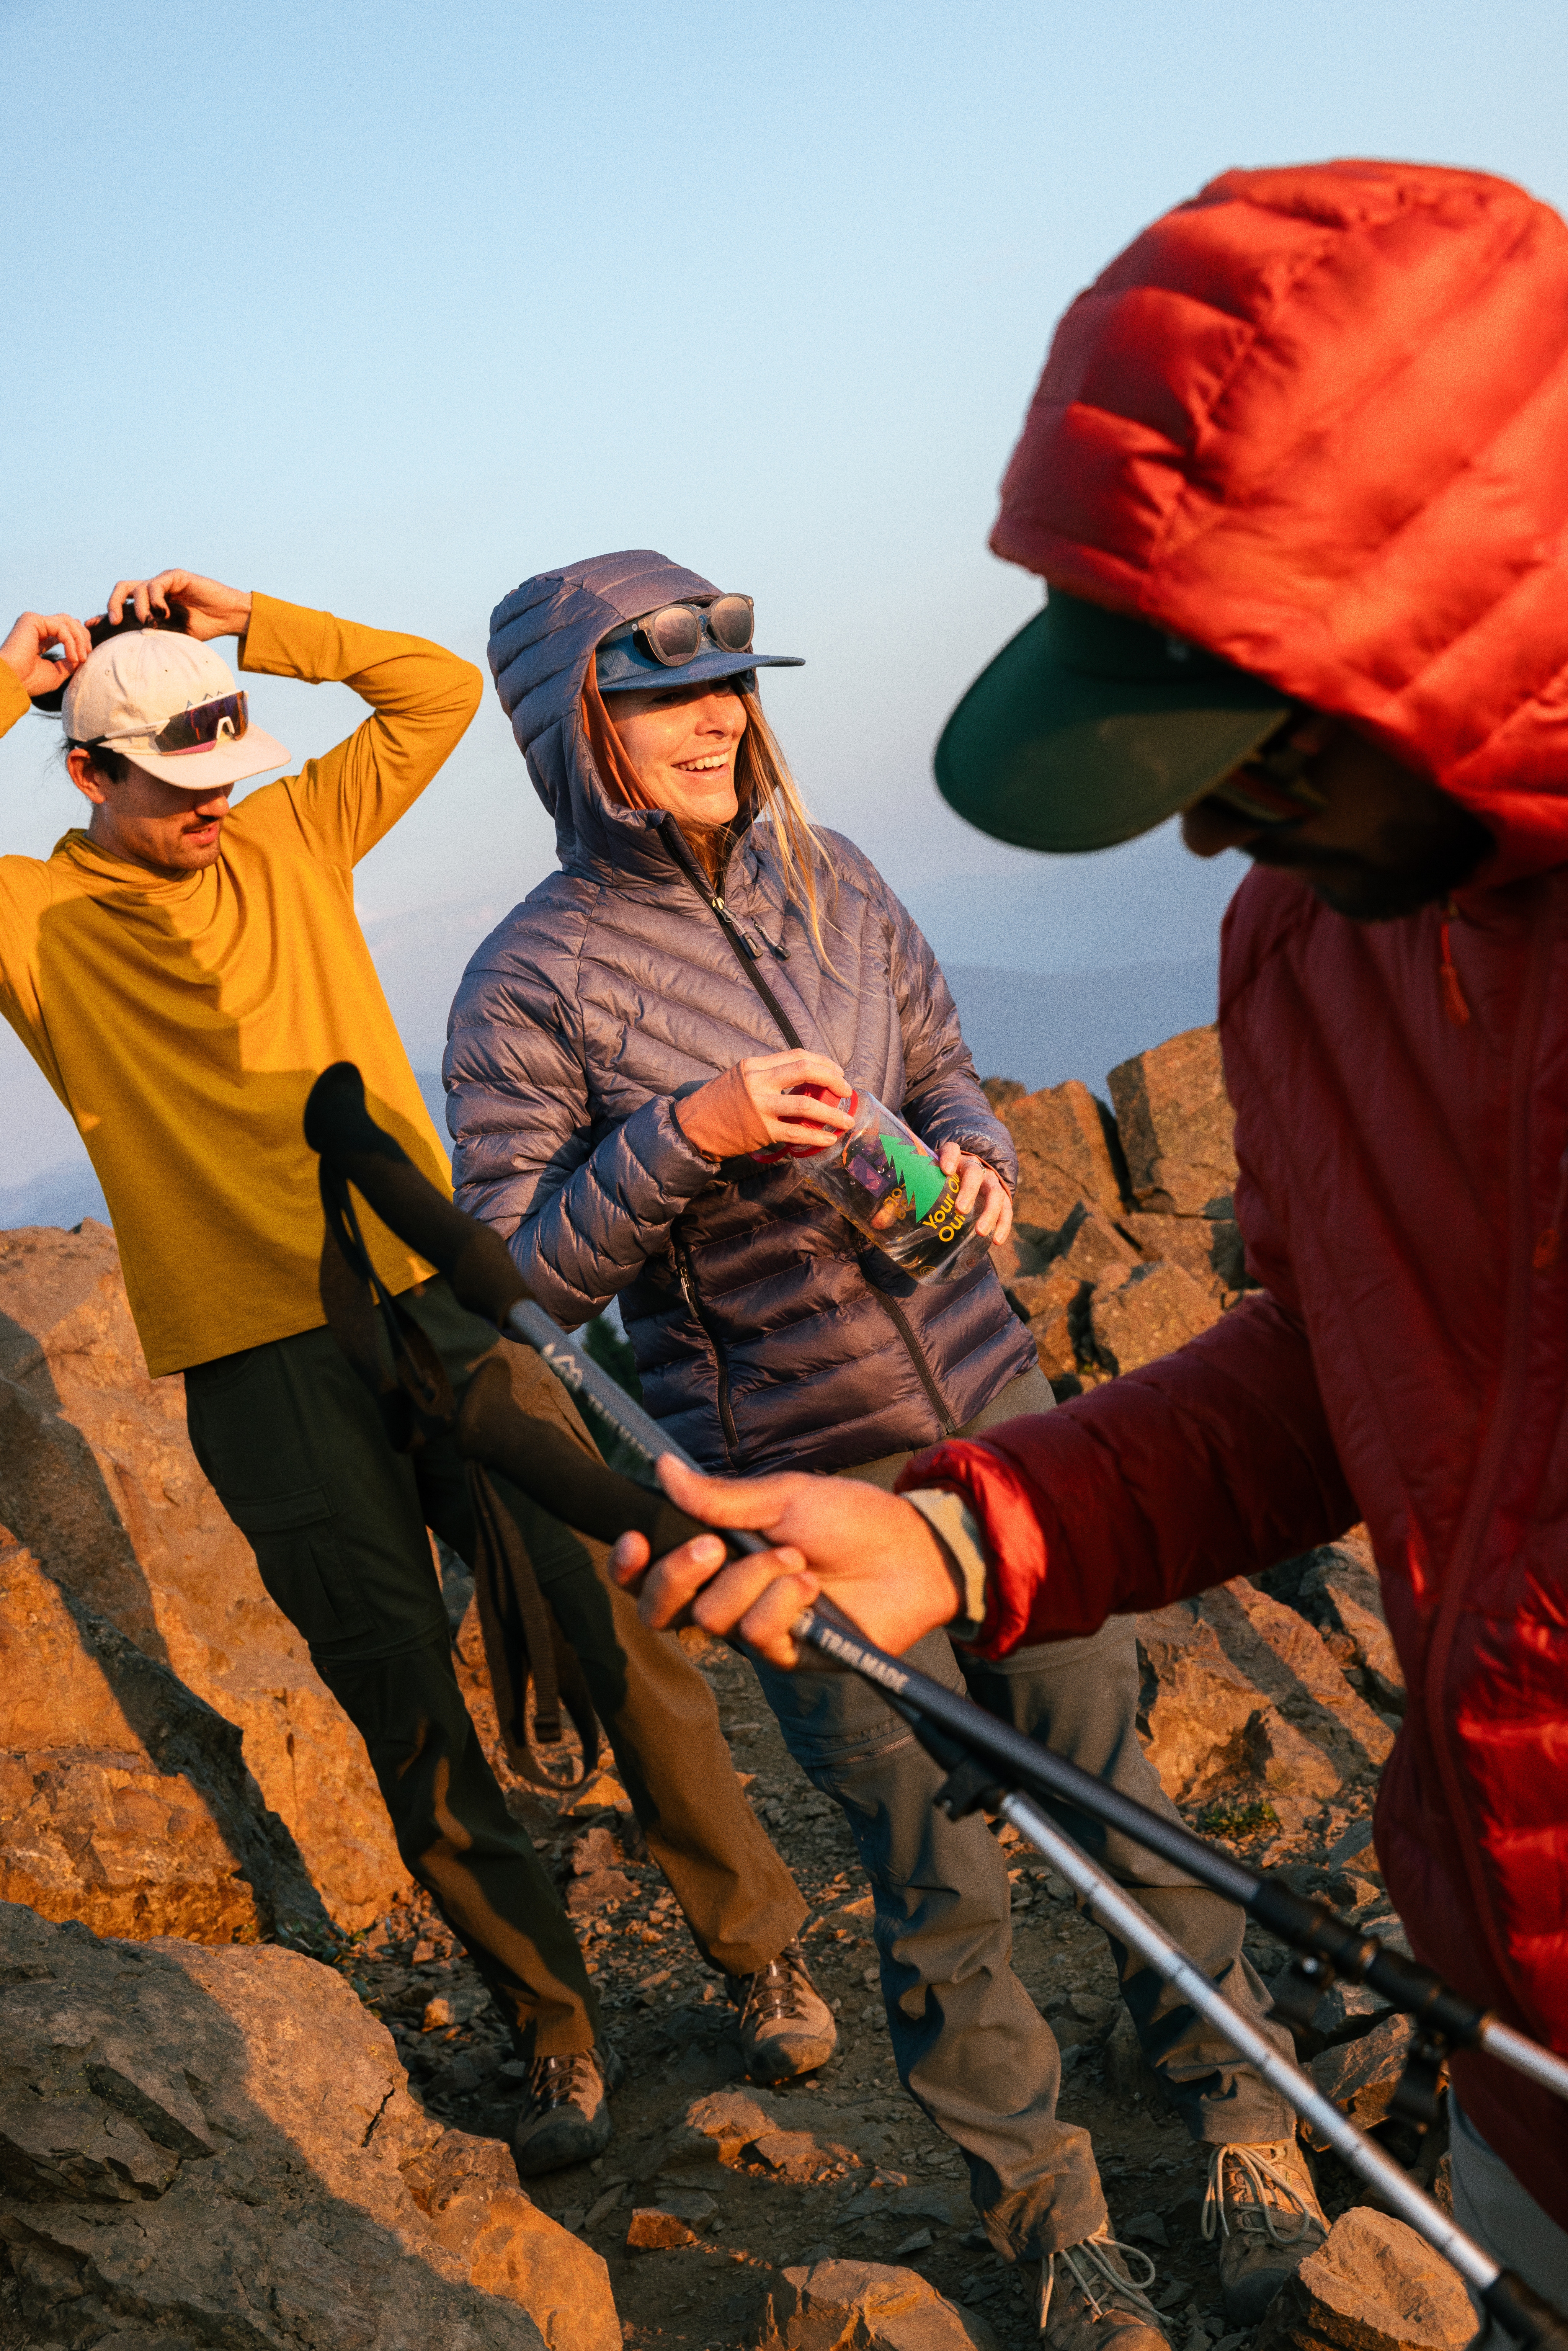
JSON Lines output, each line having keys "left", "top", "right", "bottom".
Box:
{"left": 992, "top": 161, "right": 1568, "bottom": 886}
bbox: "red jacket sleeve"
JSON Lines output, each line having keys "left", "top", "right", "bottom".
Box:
{"left": 898, "top": 1287, "right": 1356, "bottom": 1657}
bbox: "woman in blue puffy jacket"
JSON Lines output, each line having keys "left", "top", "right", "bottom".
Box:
{"left": 445, "top": 551, "right": 1299, "bottom": 2330}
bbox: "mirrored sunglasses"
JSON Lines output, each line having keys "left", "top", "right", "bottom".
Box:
{"left": 634, "top": 595, "right": 755, "bottom": 667}
{"left": 108, "top": 691, "right": 250, "bottom": 757}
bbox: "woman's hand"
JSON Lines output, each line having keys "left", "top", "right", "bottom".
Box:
{"left": 676, "top": 1049, "right": 856, "bottom": 1161}
{"left": 101, "top": 570, "right": 253, "bottom": 640}
{"left": 0, "top": 611, "right": 92, "bottom": 698}
{"left": 938, "top": 1141, "right": 1013, "bottom": 1246}
{"left": 609, "top": 1455, "right": 966, "bottom": 1668}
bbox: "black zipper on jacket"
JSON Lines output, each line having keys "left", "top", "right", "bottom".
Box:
{"left": 665, "top": 819, "right": 959, "bottom": 1445}
{"left": 671, "top": 1229, "right": 743, "bottom": 1468}
{"left": 858, "top": 1255, "right": 962, "bottom": 1438}
{"left": 665, "top": 827, "right": 805, "bottom": 1047}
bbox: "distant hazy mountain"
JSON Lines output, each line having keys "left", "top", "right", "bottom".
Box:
{"left": 942, "top": 956, "right": 1217, "bottom": 1097}
{"left": 0, "top": 948, "right": 1218, "bottom": 1233}
{"left": 0, "top": 1159, "right": 109, "bottom": 1231}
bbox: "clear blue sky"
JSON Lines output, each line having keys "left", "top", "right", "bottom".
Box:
{"left": 1, "top": 0, "right": 1565, "bottom": 1179}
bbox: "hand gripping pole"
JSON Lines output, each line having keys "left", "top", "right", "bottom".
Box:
{"left": 303, "top": 1063, "right": 1568, "bottom": 2340}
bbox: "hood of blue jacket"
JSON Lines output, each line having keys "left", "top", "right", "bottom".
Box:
{"left": 488, "top": 549, "right": 719, "bottom": 884}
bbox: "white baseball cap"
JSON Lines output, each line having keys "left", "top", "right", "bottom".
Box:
{"left": 61, "top": 631, "right": 289, "bottom": 791}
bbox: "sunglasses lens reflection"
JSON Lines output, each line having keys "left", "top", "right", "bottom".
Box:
{"left": 707, "top": 595, "right": 755, "bottom": 652}
{"left": 153, "top": 691, "right": 250, "bottom": 753}
{"left": 642, "top": 606, "right": 704, "bottom": 665}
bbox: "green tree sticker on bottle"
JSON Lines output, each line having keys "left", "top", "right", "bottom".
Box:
{"left": 882, "top": 1135, "right": 949, "bottom": 1222}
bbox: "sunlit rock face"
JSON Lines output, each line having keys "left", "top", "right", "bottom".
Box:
{"left": 0, "top": 1529, "right": 302, "bottom": 1942}
{"left": 0, "top": 1220, "right": 412, "bottom": 1929}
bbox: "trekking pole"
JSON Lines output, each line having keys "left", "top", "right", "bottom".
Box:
{"left": 789, "top": 1598, "right": 1568, "bottom": 2350}
{"left": 301, "top": 1064, "right": 1568, "bottom": 2185}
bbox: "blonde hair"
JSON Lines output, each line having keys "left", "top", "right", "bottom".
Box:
{"left": 734, "top": 687, "right": 839, "bottom": 967}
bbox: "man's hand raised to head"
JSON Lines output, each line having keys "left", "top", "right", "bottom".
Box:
{"left": 103, "top": 571, "right": 253, "bottom": 641}
{"left": 0, "top": 611, "right": 92, "bottom": 698}
{"left": 609, "top": 1456, "right": 966, "bottom": 1668}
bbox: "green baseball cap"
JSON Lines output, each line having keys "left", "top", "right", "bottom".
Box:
{"left": 934, "top": 589, "right": 1292, "bottom": 853}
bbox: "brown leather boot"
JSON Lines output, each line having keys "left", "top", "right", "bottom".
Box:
{"left": 1202, "top": 2137, "right": 1329, "bottom": 2323}
{"left": 724, "top": 1939, "right": 837, "bottom": 2082}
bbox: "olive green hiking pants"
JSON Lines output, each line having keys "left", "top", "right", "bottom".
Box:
{"left": 185, "top": 1279, "right": 805, "bottom": 2056}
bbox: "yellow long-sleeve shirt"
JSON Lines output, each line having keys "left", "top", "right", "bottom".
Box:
{"left": 0, "top": 597, "right": 483, "bottom": 1374}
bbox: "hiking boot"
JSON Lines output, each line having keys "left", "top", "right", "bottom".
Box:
{"left": 1035, "top": 2229, "right": 1172, "bottom": 2351}
{"left": 725, "top": 1939, "right": 837, "bottom": 2082}
{"left": 511, "top": 2040, "right": 622, "bottom": 2177}
{"left": 1203, "top": 2137, "right": 1329, "bottom": 2323}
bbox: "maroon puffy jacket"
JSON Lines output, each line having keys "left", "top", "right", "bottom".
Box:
{"left": 910, "top": 162, "right": 1568, "bottom": 2220}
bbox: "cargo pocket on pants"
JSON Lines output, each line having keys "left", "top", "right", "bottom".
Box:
{"left": 220, "top": 1483, "right": 372, "bottom": 1655}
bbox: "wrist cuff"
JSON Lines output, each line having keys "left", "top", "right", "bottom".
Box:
{"left": 903, "top": 1487, "right": 993, "bottom": 1642}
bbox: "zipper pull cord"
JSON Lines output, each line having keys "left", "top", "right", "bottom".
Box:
{"left": 710, "top": 892, "right": 761, "bottom": 959}
{"left": 1438, "top": 899, "right": 1471, "bottom": 1027}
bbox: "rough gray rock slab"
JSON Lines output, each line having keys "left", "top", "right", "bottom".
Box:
{"left": 1091, "top": 1260, "right": 1221, "bottom": 1374}
{"left": 1137, "top": 1604, "right": 1284, "bottom": 1806}
{"left": 993, "top": 1080, "right": 1124, "bottom": 1236}
{"left": 1305, "top": 2015, "right": 1417, "bottom": 2140}
{"left": 1107, "top": 1026, "right": 1238, "bottom": 1218}
{"left": 1136, "top": 1598, "right": 1344, "bottom": 1823}
{"left": 754, "top": 2257, "right": 1002, "bottom": 2349}
{"left": 1136, "top": 1577, "right": 1395, "bottom": 1830}
{"left": 1199, "top": 1581, "right": 1395, "bottom": 1787}
{"left": 1052, "top": 1205, "right": 1139, "bottom": 1287}
{"left": 1004, "top": 1260, "right": 1081, "bottom": 1385}
{"left": 1298, "top": 1549, "right": 1406, "bottom": 1715}
{"left": 1119, "top": 1210, "right": 1246, "bottom": 1297}
{"left": 627, "top": 2205, "right": 700, "bottom": 2251}
{"left": 660, "top": 2086, "right": 782, "bottom": 2168}
{"left": 1251, "top": 2204, "right": 1473, "bottom": 2351}
{"left": 0, "top": 1900, "right": 620, "bottom": 2351}
{"left": 745, "top": 2127, "right": 862, "bottom": 2181}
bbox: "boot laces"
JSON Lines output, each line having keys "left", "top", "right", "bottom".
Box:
{"left": 1202, "top": 2141, "right": 1316, "bottom": 2248}
{"left": 528, "top": 2048, "right": 599, "bottom": 2115}
{"left": 733, "top": 1941, "right": 813, "bottom": 2028}
{"left": 1042, "top": 2230, "right": 1162, "bottom": 2334}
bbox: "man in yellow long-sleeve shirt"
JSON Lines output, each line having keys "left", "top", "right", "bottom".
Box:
{"left": 0, "top": 577, "right": 820, "bottom": 2172}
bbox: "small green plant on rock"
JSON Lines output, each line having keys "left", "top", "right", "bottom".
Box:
{"left": 1197, "top": 1795, "right": 1280, "bottom": 1840}
{"left": 274, "top": 1917, "right": 382, "bottom": 2010}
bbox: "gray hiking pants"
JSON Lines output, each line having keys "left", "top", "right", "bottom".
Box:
{"left": 756, "top": 1365, "right": 1294, "bottom": 2261}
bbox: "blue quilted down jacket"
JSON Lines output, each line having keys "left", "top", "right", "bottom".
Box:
{"left": 444, "top": 549, "right": 1035, "bottom": 1475}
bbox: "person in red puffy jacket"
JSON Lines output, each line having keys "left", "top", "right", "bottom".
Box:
{"left": 612, "top": 160, "right": 1568, "bottom": 2330}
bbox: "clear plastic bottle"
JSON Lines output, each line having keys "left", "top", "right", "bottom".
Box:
{"left": 789, "top": 1088, "right": 991, "bottom": 1283}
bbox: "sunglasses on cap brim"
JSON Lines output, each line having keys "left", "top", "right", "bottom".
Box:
{"left": 1202, "top": 708, "right": 1329, "bottom": 826}
{"left": 100, "top": 691, "right": 251, "bottom": 757}
{"left": 634, "top": 595, "right": 755, "bottom": 667}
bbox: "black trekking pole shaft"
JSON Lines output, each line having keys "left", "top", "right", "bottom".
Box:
{"left": 791, "top": 1600, "right": 1568, "bottom": 2104}
{"left": 301, "top": 1064, "right": 1568, "bottom": 2106}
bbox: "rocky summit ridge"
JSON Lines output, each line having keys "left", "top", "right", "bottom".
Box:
{"left": 0, "top": 1025, "right": 1466, "bottom": 2350}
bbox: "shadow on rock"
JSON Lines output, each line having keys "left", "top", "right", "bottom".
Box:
{"left": 0, "top": 1900, "right": 619, "bottom": 2351}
